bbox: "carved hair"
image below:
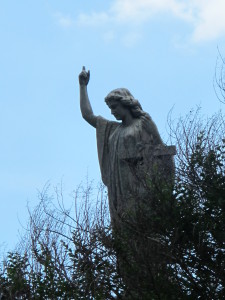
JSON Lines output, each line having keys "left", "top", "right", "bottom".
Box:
{"left": 105, "top": 88, "right": 163, "bottom": 145}
{"left": 105, "top": 88, "right": 148, "bottom": 119}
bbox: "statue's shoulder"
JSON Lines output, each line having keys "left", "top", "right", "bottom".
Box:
{"left": 96, "top": 115, "right": 120, "bottom": 131}
{"left": 137, "top": 115, "right": 154, "bottom": 132}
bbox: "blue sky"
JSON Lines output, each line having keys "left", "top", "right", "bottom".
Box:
{"left": 1, "top": 0, "right": 225, "bottom": 251}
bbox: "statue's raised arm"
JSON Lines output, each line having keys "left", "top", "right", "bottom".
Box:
{"left": 79, "top": 66, "right": 97, "bottom": 128}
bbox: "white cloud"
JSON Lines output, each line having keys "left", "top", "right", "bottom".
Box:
{"left": 191, "top": 0, "right": 225, "bottom": 42}
{"left": 110, "top": 0, "right": 193, "bottom": 23}
{"left": 77, "top": 12, "right": 109, "bottom": 27}
{"left": 76, "top": 0, "right": 225, "bottom": 43}
{"left": 54, "top": 12, "right": 74, "bottom": 28}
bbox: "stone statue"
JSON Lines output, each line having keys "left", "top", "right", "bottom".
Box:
{"left": 79, "top": 67, "right": 175, "bottom": 225}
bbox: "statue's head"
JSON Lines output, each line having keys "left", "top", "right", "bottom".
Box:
{"left": 105, "top": 88, "right": 145, "bottom": 119}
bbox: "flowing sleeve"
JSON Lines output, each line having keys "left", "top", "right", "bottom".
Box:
{"left": 96, "top": 116, "right": 119, "bottom": 186}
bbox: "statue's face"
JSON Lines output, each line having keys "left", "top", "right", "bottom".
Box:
{"left": 108, "top": 99, "right": 129, "bottom": 121}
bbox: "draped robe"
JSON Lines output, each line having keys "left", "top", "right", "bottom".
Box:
{"left": 96, "top": 115, "right": 176, "bottom": 223}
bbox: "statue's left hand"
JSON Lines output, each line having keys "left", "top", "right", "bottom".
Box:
{"left": 79, "top": 66, "right": 90, "bottom": 86}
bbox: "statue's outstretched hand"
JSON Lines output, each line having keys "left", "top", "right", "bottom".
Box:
{"left": 79, "top": 66, "right": 90, "bottom": 86}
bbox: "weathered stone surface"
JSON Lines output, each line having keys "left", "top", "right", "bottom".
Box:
{"left": 79, "top": 67, "right": 176, "bottom": 224}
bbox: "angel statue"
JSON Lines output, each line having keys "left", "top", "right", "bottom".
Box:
{"left": 79, "top": 67, "right": 175, "bottom": 225}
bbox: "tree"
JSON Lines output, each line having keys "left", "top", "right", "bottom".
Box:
{"left": 168, "top": 108, "right": 225, "bottom": 298}
{"left": 1, "top": 182, "right": 124, "bottom": 299}
{"left": 1, "top": 109, "right": 225, "bottom": 299}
